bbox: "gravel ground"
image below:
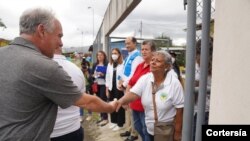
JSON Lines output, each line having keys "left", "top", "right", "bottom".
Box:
{"left": 82, "top": 114, "right": 142, "bottom": 141}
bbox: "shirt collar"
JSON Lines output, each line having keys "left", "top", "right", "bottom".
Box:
{"left": 53, "top": 54, "right": 67, "bottom": 60}
{"left": 10, "top": 37, "right": 41, "bottom": 53}
{"left": 149, "top": 71, "right": 172, "bottom": 86}
{"left": 128, "top": 49, "right": 138, "bottom": 55}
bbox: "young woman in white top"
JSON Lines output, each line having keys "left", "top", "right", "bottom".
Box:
{"left": 105, "top": 48, "right": 125, "bottom": 131}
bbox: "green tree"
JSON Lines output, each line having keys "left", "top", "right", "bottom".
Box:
{"left": 154, "top": 33, "right": 172, "bottom": 48}
{"left": 154, "top": 33, "right": 185, "bottom": 67}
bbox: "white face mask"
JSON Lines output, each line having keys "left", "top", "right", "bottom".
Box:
{"left": 112, "top": 54, "right": 119, "bottom": 60}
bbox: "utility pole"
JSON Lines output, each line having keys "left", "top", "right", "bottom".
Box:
{"left": 140, "top": 21, "right": 142, "bottom": 38}
{"left": 88, "top": 6, "right": 95, "bottom": 42}
{"left": 77, "top": 28, "right": 84, "bottom": 47}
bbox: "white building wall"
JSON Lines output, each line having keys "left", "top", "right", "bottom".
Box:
{"left": 209, "top": 0, "right": 250, "bottom": 124}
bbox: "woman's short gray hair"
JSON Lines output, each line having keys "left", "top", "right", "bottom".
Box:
{"left": 154, "top": 50, "right": 173, "bottom": 66}
{"left": 19, "top": 8, "right": 56, "bottom": 34}
{"left": 142, "top": 40, "right": 156, "bottom": 52}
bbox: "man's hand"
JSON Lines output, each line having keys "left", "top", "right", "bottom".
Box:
{"left": 115, "top": 99, "right": 129, "bottom": 112}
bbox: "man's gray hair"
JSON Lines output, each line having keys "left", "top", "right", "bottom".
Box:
{"left": 19, "top": 8, "right": 56, "bottom": 34}
{"left": 154, "top": 50, "right": 173, "bottom": 66}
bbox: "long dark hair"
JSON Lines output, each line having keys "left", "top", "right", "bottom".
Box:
{"left": 96, "top": 50, "right": 108, "bottom": 65}
{"left": 91, "top": 51, "right": 108, "bottom": 75}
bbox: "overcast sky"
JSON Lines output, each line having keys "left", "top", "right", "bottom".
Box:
{"left": 0, "top": 0, "right": 187, "bottom": 47}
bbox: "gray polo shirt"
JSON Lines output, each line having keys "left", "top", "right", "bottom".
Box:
{"left": 0, "top": 37, "right": 82, "bottom": 141}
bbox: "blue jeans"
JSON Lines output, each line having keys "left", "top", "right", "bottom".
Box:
{"left": 132, "top": 110, "right": 150, "bottom": 141}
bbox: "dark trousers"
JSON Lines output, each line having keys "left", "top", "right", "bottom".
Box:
{"left": 97, "top": 84, "right": 108, "bottom": 120}
{"left": 109, "top": 89, "right": 125, "bottom": 127}
{"left": 51, "top": 127, "right": 84, "bottom": 141}
{"left": 149, "top": 134, "right": 154, "bottom": 141}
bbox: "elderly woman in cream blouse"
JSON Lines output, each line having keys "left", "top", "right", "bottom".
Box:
{"left": 116, "top": 50, "right": 184, "bottom": 141}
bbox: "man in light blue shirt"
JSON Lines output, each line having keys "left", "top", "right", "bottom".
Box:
{"left": 119, "top": 37, "right": 143, "bottom": 141}
{"left": 119, "top": 37, "right": 143, "bottom": 89}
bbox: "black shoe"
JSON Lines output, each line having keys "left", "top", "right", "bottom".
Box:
{"left": 124, "top": 136, "right": 138, "bottom": 141}
{"left": 120, "top": 131, "right": 131, "bottom": 137}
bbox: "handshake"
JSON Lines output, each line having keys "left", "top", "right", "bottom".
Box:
{"left": 108, "top": 98, "right": 128, "bottom": 113}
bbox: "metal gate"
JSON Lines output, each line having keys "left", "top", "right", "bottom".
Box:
{"left": 182, "top": 0, "right": 215, "bottom": 141}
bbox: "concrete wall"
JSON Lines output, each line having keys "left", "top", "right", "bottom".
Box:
{"left": 209, "top": 0, "right": 250, "bottom": 124}
{"left": 92, "top": 0, "right": 141, "bottom": 62}
{"left": 103, "top": 0, "right": 141, "bottom": 36}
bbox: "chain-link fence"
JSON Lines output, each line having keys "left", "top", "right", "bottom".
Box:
{"left": 196, "top": 0, "right": 215, "bottom": 40}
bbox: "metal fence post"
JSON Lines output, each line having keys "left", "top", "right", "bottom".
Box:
{"left": 195, "top": 0, "right": 211, "bottom": 141}
{"left": 182, "top": 0, "right": 197, "bottom": 141}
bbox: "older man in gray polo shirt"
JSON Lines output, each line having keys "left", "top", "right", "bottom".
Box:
{"left": 0, "top": 8, "right": 117, "bottom": 141}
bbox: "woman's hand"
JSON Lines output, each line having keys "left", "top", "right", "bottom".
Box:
{"left": 98, "top": 72, "right": 104, "bottom": 76}
{"left": 174, "top": 130, "right": 181, "bottom": 141}
{"left": 109, "top": 99, "right": 118, "bottom": 112}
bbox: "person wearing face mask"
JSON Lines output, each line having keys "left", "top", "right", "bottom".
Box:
{"left": 105, "top": 48, "right": 125, "bottom": 131}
